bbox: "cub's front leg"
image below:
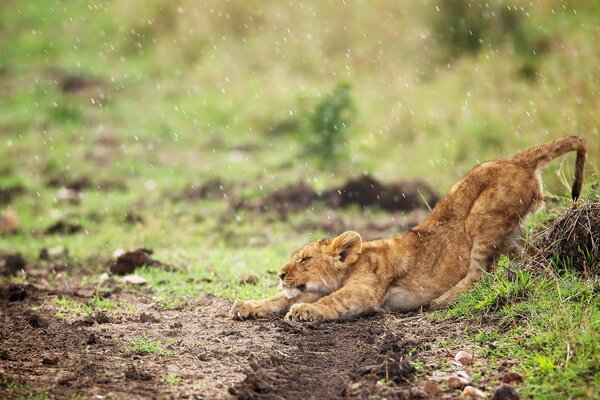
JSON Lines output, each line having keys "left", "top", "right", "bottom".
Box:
{"left": 230, "top": 292, "right": 320, "bottom": 320}
{"left": 286, "top": 282, "right": 384, "bottom": 322}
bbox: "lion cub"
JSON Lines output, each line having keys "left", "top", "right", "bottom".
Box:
{"left": 230, "top": 136, "right": 586, "bottom": 322}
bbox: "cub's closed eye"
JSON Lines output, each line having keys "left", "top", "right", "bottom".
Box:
{"left": 299, "top": 256, "right": 311, "bottom": 264}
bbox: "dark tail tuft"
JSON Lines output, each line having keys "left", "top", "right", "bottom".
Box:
{"left": 571, "top": 147, "right": 586, "bottom": 201}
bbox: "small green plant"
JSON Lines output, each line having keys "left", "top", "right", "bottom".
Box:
{"left": 164, "top": 373, "right": 183, "bottom": 385}
{"left": 52, "top": 295, "right": 117, "bottom": 318}
{"left": 303, "top": 82, "right": 355, "bottom": 169}
{"left": 128, "top": 334, "right": 174, "bottom": 356}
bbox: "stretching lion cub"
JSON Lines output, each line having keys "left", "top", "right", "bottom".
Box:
{"left": 230, "top": 136, "right": 586, "bottom": 322}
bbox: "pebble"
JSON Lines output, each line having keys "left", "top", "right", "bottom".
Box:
{"left": 462, "top": 385, "right": 486, "bottom": 399}
{"left": 123, "top": 274, "right": 147, "bottom": 285}
{"left": 447, "top": 371, "right": 470, "bottom": 389}
{"left": 455, "top": 350, "right": 473, "bottom": 365}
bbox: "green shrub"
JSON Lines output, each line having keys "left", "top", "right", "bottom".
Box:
{"left": 302, "top": 82, "right": 355, "bottom": 169}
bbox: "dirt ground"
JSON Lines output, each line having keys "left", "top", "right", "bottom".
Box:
{"left": 0, "top": 277, "right": 512, "bottom": 399}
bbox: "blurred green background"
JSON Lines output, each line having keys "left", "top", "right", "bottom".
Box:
{"left": 1, "top": 0, "right": 599, "bottom": 294}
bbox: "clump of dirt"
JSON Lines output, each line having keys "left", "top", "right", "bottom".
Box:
{"left": 1, "top": 253, "right": 26, "bottom": 275}
{"left": 246, "top": 182, "right": 320, "bottom": 214}
{"left": 46, "top": 174, "right": 126, "bottom": 192}
{"left": 59, "top": 75, "right": 105, "bottom": 94}
{"left": 521, "top": 200, "right": 599, "bottom": 277}
{"left": 27, "top": 312, "right": 49, "bottom": 329}
{"left": 4, "top": 283, "right": 29, "bottom": 301}
{"left": 243, "top": 175, "right": 439, "bottom": 215}
{"left": 109, "top": 248, "right": 168, "bottom": 275}
{"left": 179, "top": 178, "right": 232, "bottom": 201}
{"left": 45, "top": 220, "right": 83, "bottom": 235}
{"left": 0, "top": 183, "right": 25, "bottom": 205}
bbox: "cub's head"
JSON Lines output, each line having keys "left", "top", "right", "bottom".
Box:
{"left": 278, "top": 231, "right": 362, "bottom": 299}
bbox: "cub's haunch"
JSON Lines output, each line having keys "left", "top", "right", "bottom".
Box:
{"left": 230, "top": 136, "right": 586, "bottom": 322}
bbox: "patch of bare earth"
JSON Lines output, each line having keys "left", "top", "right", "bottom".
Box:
{"left": 1, "top": 279, "right": 515, "bottom": 399}
{"left": 0, "top": 284, "right": 279, "bottom": 399}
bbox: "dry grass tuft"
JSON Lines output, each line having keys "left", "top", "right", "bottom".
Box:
{"left": 521, "top": 200, "right": 599, "bottom": 277}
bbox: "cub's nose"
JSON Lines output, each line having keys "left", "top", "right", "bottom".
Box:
{"left": 279, "top": 273, "right": 287, "bottom": 280}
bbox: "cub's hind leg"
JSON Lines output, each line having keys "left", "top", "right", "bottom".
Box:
{"left": 430, "top": 216, "right": 517, "bottom": 309}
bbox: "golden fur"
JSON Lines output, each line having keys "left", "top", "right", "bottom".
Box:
{"left": 230, "top": 136, "right": 587, "bottom": 321}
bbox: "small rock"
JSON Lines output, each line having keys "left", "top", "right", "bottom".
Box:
{"left": 455, "top": 350, "right": 473, "bottom": 365}
{"left": 447, "top": 372, "right": 471, "bottom": 389}
{"left": 502, "top": 372, "right": 523, "bottom": 385}
{"left": 239, "top": 274, "right": 259, "bottom": 285}
{"left": 422, "top": 382, "right": 439, "bottom": 395}
{"left": 123, "top": 274, "right": 146, "bottom": 285}
{"left": 170, "top": 322, "right": 183, "bottom": 329}
{"left": 462, "top": 385, "right": 486, "bottom": 399}
{"left": 98, "top": 272, "right": 110, "bottom": 284}
{"left": 492, "top": 383, "right": 520, "bottom": 400}
{"left": 0, "top": 210, "right": 19, "bottom": 234}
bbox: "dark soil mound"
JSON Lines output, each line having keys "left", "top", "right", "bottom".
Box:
{"left": 109, "top": 248, "right": 164, "bottom": 275}
{"left": 322, "top": 175, "right": 439, "bottom": 212}
{"left": 522, "top": 200, "right": 599, "bottom": 276}
{"left": 246, "top": 175, "right": 438, "bottom": 215}
{"left": 250, "top": 182, "right": 321, "bottom": 214}
{"left": 1, "top": 253, "right": 26, "bottom": 275}
{"left": 179, "top": 178, "right": 231, "bottom": 201}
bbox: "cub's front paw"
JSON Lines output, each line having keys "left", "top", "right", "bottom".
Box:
{"left": 229, "top": 300, "right": 271, "bottom": 320}
{"left": 429, "top": 297, "right": 448, "bottom": 310}
{"left": 285, "top": 303, "right": 331, "bottom": 322}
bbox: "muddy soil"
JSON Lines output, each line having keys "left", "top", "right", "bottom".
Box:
{"left": 0, "top": 277, "right": 511, "bottom": 399}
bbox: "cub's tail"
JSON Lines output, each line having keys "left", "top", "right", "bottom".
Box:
{"left": 513, "top": 136, "right": 587, "bottom": 201}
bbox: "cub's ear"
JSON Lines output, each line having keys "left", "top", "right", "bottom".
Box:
{"left": 329, "top": 231, "right": 362, "bottom": 265}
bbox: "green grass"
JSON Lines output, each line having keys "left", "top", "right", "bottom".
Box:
{"left": 433, "top": 256, "right": 600, "bottom": 399}
{"left": 52, "top": 294, "right": 118, "bottom": 319}
{"left": 164, "top": 373, "right": 183, "bottom": 386}
{"left": 128, "top": 334, "right": 175, "bottom": 356}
